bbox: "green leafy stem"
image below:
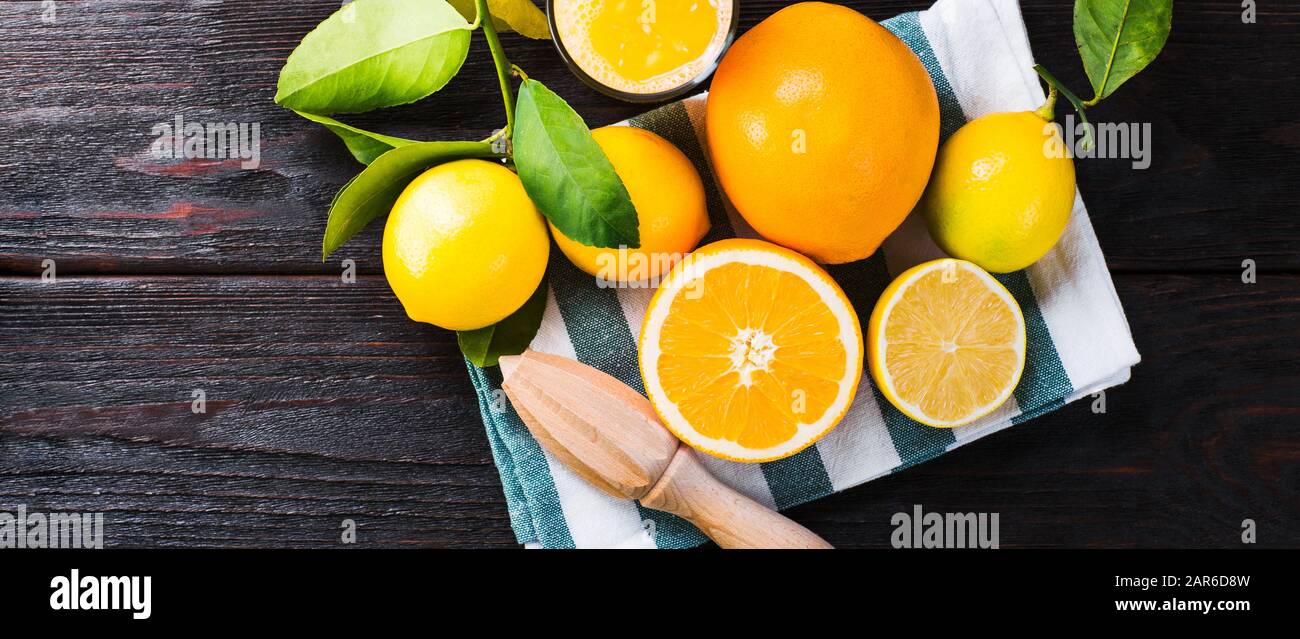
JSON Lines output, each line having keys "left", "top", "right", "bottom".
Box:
{"left": 274, "top": 0, "right": 640, "bottom": 364}
{"left": 476, "top": 0, "right": 517, "bottom": 139}
{"left": 1034, "top": 64, "right": 1094, "bottom": 153}
{"left": 1033, "top": 0, "right": 1172, "bottom": 154}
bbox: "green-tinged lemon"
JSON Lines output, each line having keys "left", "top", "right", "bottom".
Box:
{"left": 920, "top": 110, "right": 1075, "bottom": 273}
{"left": 382, "top": 159, "right": 549, "bottom": 331}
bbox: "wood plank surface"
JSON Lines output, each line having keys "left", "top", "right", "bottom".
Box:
{"left": 0, "top": 0, "right": 1296, "bottom": 274}
{"left": 3, "top": 274, "right": 1296, "bottom": 547}
{"left": 1, "top": 0, "right": 1297, "bottom": 548}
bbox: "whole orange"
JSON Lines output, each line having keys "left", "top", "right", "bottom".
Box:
{"left": 705, "top": 2, "right": 939, "bottom": 264}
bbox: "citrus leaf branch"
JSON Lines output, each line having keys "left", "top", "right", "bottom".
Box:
{"left": 513, "top": 79, "right": 639, "bottom": 248}
{"left": 293, "top": 111, "right": 418, "bottom": 165}
{"left": 1073, "top": 0, "right": 1172, "bottom": 106}
{"left": 1034, "top": 64, "right": 1094, "bottom": 153}
{"left": 477, "top": 0, "right": 517, "bottom": 139}
{"left": 275, "top": 0, "right": 472, "bottom": 115}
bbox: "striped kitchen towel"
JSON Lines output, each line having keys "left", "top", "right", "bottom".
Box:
{"left": 465, "top": 0, "right": 1141, "bottom": 548}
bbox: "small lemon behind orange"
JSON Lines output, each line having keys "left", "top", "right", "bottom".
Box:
{"left": 550, "top": 126, "right": 710, "bottom": 283}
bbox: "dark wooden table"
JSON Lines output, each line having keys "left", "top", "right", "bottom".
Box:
{"left": 1, "top": 0, "right": 1296, "bottom": 548}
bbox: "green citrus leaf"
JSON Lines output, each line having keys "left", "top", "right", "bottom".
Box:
{"left": 458, "top": 272, "right": 548, "bottom": 367}
{"left": 276, "top": 0, "right": 472, "bottom": 115}
{"left": 1073, "top": 0, "right": 1172, "bottom": 104}
{"left": 322, "top": 141, "right": 500, "bottom": 260}
{"left": 513, "top": 79, "right": 638, "bottom": 248}
{"left": 294, "top": 111, "right": 418, "bottom": 165}
{"left": 447, "top": 0, "right": 551, "bottom": 40}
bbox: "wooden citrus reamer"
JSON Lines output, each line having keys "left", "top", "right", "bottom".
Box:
{"left": 500, "top": 349, "right": 832, "bottom": 549}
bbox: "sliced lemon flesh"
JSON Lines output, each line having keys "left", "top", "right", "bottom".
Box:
{"left": 639, "top": 238, "right": 863, "bottom": 462}
{"left": 869, "top": 258, "right": 1026, "bottom": 428}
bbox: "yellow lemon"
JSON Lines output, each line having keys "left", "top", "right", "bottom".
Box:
{"left": 868, "top": 258, "right": 1025, "bottom": 428}
{"left": 639, "top": 238, "right": 863, "bottom": 462}
{"left": 920, "top": 110, "right": 1075, "bottom": 273}
{"left": 382, "top": 159, "right": 549, "bottom": 331}
{"left": 551, "top": 126, "right": 710, "bottom": 283}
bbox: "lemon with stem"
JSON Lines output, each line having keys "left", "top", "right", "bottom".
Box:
{"left": 920, "top": 90, "right": 1076, "bottom": 273}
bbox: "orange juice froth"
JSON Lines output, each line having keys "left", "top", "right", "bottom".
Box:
{"left": 555, "top": 0, "right": 733, "bottom": 95}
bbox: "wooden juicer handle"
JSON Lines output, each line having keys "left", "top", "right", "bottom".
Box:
{"left": 642, "top": 445, "right": 833, "bottom": 549}
{"left": 500, "top": 349, "right": 831, "bottom": 549}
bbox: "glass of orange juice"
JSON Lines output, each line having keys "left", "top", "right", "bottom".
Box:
{"left": 548, "top": 0, "right": 738, "bottom": 102}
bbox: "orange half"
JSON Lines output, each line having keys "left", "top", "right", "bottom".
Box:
{"left": 639, "top": 238, "right": 863, "bottom": 462}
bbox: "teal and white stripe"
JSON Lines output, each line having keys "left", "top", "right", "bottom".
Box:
{"left": 466, "top": 0, "right": 1140, "bottom": 548}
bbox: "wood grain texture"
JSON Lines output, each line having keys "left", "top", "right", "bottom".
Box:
{"left": 0, "top": 0, "right": 1296, "bottom": 274}
{"left": 3, "top": 275, "right": 1296, "bottom": 547}
{"left": 0, "top": 0, "right": 1297, "bottom": 548}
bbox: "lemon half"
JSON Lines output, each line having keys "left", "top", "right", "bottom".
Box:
{"left": 868, "top": 258, "right": 1025, "bottom": 428}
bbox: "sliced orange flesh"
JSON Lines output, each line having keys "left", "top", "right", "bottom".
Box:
{"left": 639, "top": 238, "right": 862, "bottom": 462}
